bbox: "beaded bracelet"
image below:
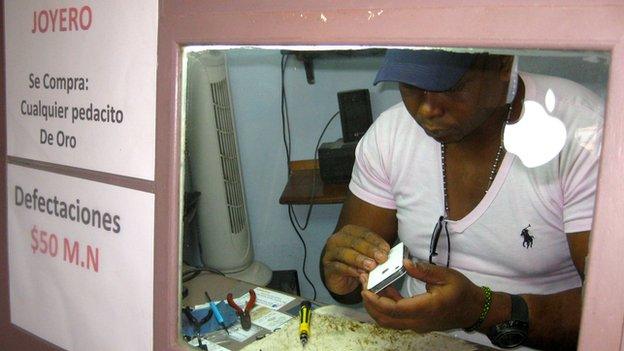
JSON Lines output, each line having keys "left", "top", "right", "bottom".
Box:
{"left": 463, "top": 286, "right": 492, "bottom": 333}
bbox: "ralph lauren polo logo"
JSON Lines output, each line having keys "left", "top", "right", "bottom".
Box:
{"left": 521, "top": 225, "right": 534, "bottom": 249}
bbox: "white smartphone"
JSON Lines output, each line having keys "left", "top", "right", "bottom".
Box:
{"left": 366, "top": 242, "right": 409, "bottom": 293}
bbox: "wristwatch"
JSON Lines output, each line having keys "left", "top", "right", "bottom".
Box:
{"left": 487, "top": 294, "right": 529, "bottom": 348}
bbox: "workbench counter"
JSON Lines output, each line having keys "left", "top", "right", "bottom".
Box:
{"left": 182, "top": 271, "right": 496, "bottom": 350}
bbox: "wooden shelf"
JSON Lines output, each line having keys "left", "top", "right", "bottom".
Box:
{"left": 279, "top": 160, "right": 348, "bottom": 204}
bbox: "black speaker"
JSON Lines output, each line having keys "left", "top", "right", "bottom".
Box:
{"left": 337, "top": 89, "right": 373, "bottom": 143}
{"left": 318, "top": 139, "right": 357, "bottom": 184}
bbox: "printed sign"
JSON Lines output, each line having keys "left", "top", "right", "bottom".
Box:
{"left": 7, "top": 164, "right": 154, "bottom": 351}
{"left": 4, "top": 1, "right": 158, "bottom": 180}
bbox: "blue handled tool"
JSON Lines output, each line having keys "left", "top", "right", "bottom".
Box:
{"left": 205, "top": 292, "right": 229, "bottom": 334}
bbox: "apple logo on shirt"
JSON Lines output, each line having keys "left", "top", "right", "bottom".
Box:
{"left": 504, "top": 89, "right": 567, "bottom": 168}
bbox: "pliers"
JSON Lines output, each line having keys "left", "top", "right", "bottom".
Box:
{"left": 226, "top": 289, "right": 256, "bottom": 330}
{"left": 182, "top": 306, "right": 212, "bottom": 350}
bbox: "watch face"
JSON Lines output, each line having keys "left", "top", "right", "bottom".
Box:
{"left": 495, "top": 330, "right": 527, "bottom": 348}
{"left": 490, "top": 321, "right": 529, "bottom": 349}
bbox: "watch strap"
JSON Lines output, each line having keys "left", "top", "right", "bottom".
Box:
{"left": 510, "top": 294, "right": 529, "bottom": 323}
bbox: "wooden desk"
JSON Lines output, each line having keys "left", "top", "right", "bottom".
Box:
{"left": 182, "top": 272, "right": 497, "bottom": 350}
{"left": 279, "top": 160, "right": 348, "bottom": 204}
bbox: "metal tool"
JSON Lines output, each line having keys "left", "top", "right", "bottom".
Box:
{"left": 205, "top": 292, "right": 229, "bottom": 334}
{"left": 299, "top": 300, "right": 311, "bottom": 346}
{"left": 182, "top": 306, "right": 212, "bottom": 350}
{"left": 226, "top": 289, "right": 257, "bottom": 330}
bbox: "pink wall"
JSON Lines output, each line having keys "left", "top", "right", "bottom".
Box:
{"left": 2, "top": 1, "right": 624, "bottom": 350}
{"left": 157, "top": 2, "right": 624, "bottom": 350}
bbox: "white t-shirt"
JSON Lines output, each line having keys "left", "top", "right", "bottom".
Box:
{"left": 349, "top": 72, "right": 603, "bottom": 349}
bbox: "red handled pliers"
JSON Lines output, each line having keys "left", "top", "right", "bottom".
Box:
{"left": 226, "top": 289, "right": 256, "bottom": 331}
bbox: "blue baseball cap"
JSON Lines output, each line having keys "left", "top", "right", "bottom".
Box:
{"left": 374, "top": 49, "right": 477, "bottom": 92}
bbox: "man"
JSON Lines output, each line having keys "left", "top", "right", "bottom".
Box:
{"left": 320, "top": 49, "right": 602, "bottom": 350}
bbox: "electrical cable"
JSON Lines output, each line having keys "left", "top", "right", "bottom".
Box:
{"left": 182, "top": 267, "right": 226, "bottom": 283}
{"left": 288, "top": 110, "right": 340, "bottom": 231}
{"left": 282, "top": 53, "right": 330, "bottom": 231}
{"left": 314, "top": 111, "right": 340, "bottom": 160}
{"left": 281, "top": 54, "right": 292, "bottom": 167}
{"left": 282, "top": 53, "right": 315, "bottom": 230}
{"left": 282, "top": 52, "right": 314, "bottom": 299}
{"left": 286, "top": 111, "right": 338, "bottom": 302}
{"left": 287, "top": 206, "right": 317, "bottom": 300}
{"left": 281, "top": 52, "right": 341, "bottom": 300}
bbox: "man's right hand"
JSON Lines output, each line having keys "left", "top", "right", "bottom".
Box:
{"left": 321, "top": 224, "right": 391, "bottom": 296}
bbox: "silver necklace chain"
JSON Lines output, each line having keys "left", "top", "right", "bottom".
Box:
{"left": 440, "top": 104, "right": 512, "bottom": 217}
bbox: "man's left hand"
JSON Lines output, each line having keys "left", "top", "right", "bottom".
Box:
{"left": 360, "top": 259, "right": 485, "bottom": 333}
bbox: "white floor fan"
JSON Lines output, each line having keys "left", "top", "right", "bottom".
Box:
{"left": 184, "top": 49, "right": 272, "bottom": 286}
